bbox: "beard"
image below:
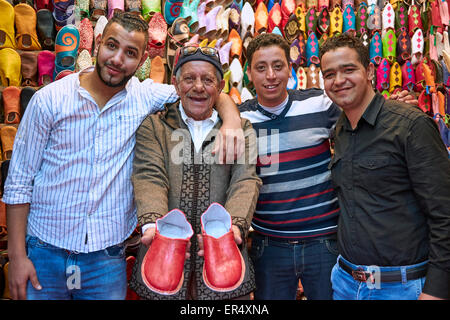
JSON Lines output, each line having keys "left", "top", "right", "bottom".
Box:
{"left": 95, "top": 60, "right": 135, "bottom": 88}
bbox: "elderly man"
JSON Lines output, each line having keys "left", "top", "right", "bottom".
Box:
{"left": 128, "top": 46, "right": 262, "bottom": 300}
{"left": 320, "top": 33, "right": 450, "bottom": 300}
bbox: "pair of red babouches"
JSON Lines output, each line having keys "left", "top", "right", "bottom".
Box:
{"left": 141, "top": 202, "right": 245, "bottom": 295}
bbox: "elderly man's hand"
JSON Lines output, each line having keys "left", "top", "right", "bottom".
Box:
{"left": 197, "top": 225, "right": 242, "bottom": 257}
{"left": 141, "top": 227, "right": 191, "bottom": 259}
{"left": 389, "top": 90, "right": 418, "bottom": 106}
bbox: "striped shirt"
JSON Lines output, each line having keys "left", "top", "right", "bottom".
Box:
{"left": 2, "top": 69, "right": 178, "bottom": 252}
{"left": 239, "top": 89, "right": 341, "bottom": 239}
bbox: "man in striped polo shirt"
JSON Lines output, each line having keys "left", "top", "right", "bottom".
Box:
{"left": 239, "top": 33, "right": 341, "bottom": 300}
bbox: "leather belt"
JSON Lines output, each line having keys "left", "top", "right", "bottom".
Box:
{"left": 338, "top": 259, "right": 427, "bottom": 283}
{"left": 264, "top": 234, "right": 336, "bottom": 245}
{"left": 268, "top": 237, "right": 303, "bottom": 244}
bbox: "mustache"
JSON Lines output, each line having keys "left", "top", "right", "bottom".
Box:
{"left": 104, "top": 61, "right": 125, "bottom": 73}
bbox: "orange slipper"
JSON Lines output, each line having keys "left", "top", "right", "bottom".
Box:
{"left": 0, "top": 0, "right": 15, "bottom": 49}
{"left": 0, "top": 48, "right": 22, "bottom": 87}
{"left": 2, "top": 86, "right": 21, "bottom": 124}
{"left": 255, "top": 2, "right": 269, "bottom": 35}
{"left": 437, "top": 90, "right": 446, "bottom": 116}
{"left": 149, "top": 56, "right": 165, "bottom": 83}
{"left": 0, "top": 125, "right": 17, "bottom": 160}
{"left": 14, "top": 3, "right": 42, "bottom": 51}
{"left": 423, "top": 63, "right": 436, "bottom": 95}
{"left": 229, "top": 86, "right": 241, "bottom": 105}
{"left": 228, "top": 28, "right": 242, "bottom": 60}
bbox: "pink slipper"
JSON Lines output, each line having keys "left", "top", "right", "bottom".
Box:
{"left": 108, "top": 0, "right": 124, "bottom": 19}
{"left": 376, "top": 58, "right": 390, "bottom": 92}
{"left": 78, "top": 18, "right": 94, "bottom": 54}
{"left": 147, "top": 12, "right": 167, "bottom": 59}
{"left": 37, "top": 50, "right": 55, "bottom": 86}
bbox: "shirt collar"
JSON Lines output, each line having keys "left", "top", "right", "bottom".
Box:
{"left": 258, "top": 95, "right": 289, "bottom": 115}
{"left": 337, "top": 92, "right": 384, "bottom": 132}
{"left": 178, "top": 102, "right": 218, "bottom": 125}
{"left": 361, "top": 92, "right": 384, "bottom": 127}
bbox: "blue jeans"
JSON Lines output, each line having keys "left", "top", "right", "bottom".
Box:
{"left": 249, "top": 233, "right": 338, "bottom": 300}
{"left": 26, "top": 235, "right": 127, "bottom": 300}
{"left": 331, "top": 255, "right": 427, "bottom": 300}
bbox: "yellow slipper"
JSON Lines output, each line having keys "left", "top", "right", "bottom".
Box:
{"left": 0, "top": 48, "right": 22, "bottom": 87}
{"left": 222, "top": 69, "right": 231, "bottom": 94}
{"left": 329, "top": 6, "right": 343, "bottom": 36}
{"left": 14, "top": 3, "right": 42, "bottom": 51}
{"left": 0, "top": 0, "right": 15, "bottom": 49}
{"left": 389, "top": 62, "right": 402, "bottom": 93}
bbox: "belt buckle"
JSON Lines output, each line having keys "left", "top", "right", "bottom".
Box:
{"left": 352, "top": 269, "right": 369, "bottom": 282}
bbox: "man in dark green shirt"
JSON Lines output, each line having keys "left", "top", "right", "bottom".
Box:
{"left": 320, "top": 33, "right": 450, "bottom": 300}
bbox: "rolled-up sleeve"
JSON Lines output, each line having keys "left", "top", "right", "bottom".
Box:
{"left": 3, "top": 92, "right": 53, "bottom": 205}
{"left": 406, "top": 115, "right": 450, "bottom": 299}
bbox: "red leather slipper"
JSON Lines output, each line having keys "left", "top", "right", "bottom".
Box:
{"left": 201, "top": 203, "right": 245, "bottom": 293}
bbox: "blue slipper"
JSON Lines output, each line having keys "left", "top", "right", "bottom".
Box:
{"left": 54, "top": 24, "right": 79, "bottom": 78}
{"left": 163, "top": 0, "right": 182, "bottom": 25}
{"left": 369, "top": 31, "right": 382, "bottom": 65}
{"left": 342, "top": 4, "right": 356, "bottom": 35}
{"left": 306, "top": 31, "right": 320, "bottom": 66}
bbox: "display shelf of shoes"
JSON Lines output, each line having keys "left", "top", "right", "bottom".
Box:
{"left": 2, "top": 1, "right": 449, "bottom": 163}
